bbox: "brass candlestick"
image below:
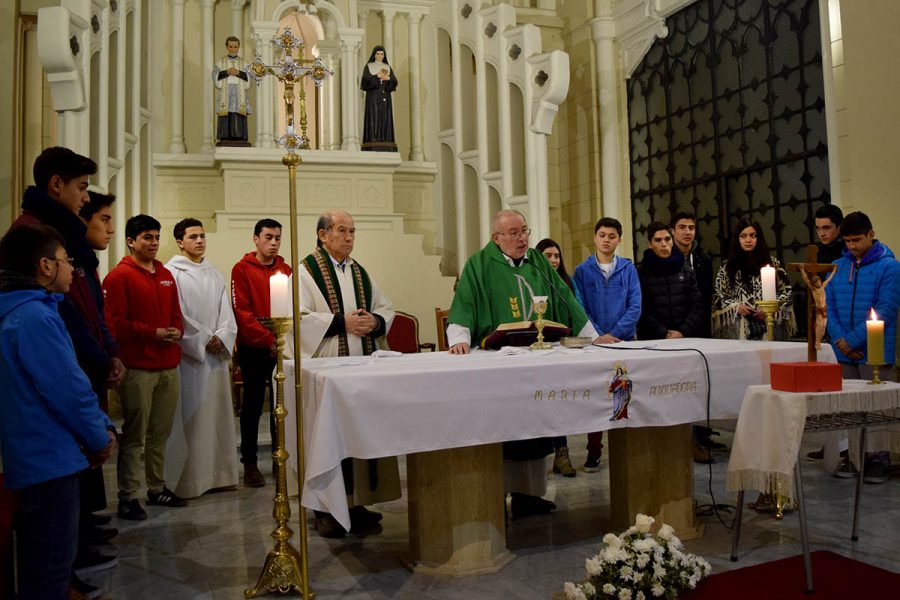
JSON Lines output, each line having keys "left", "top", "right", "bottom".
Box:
{"left": 867, "top": 365, "right": 886, "bottom": 385}
{"left": 755, "top": 300, "right": 783, "bottom": 342}
{"left": 246, "top": 317, "right": 312, "bottom": 599}
{"left": 757, "top": 299, "right": 789, "bottom": 516}
{"left": 245, "top": 26, "right": 332, "bottom": 600}
{"left": 530, "top": 296, "right": 552, "bottom": 350}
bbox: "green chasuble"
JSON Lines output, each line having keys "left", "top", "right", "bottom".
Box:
{"left": 449, "top": 241, "right": 590, "bottom": 348}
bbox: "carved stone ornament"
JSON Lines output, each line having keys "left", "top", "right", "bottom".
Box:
{"left": 485, "top": 22, "right": 497, "bottom": 38}
{"left": 508, "top": 44, "right": 521, "bottom": 61}
{"left": 461, "top": 4, "right": 473, "bottom": 19}
{"left": 70, "top": 35, "right": 80, "bottom": 57}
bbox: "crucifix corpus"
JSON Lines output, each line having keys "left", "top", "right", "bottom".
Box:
{"left": 786, "top": 244, "right": 838, "bottom": 362}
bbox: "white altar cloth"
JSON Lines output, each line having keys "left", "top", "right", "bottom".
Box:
{"left": 285, "top": 338, "right": 831, "bottom": 530}
{"left": 726, "top": 380, "right": 900, "bottom": 498}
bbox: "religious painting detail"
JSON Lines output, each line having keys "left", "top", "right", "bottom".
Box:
{"left": 627, "top": 0, "right": 830, "bottom": 269}
{"left": 360, "top": 45, "right": 398, "bottom": 152}
{"left": 609, "top": 362, "right": 633, "bottom": 421}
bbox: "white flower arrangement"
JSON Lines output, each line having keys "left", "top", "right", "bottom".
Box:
{"left": 563, "top": 514, "right": 711, "bottom": 600}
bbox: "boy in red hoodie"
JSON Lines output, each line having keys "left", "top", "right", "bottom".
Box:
{"left": 103, "top": 214, "right": 185, "bottom": 520}
{"left": 231, "top": 218, "right": 292, "bottom": 487}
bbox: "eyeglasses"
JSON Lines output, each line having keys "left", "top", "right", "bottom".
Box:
{"left": 46, "top": 256, "right": 74, "bottom": 266}
{"left": 496, "top": 228, "right": 532, "bottom": 239}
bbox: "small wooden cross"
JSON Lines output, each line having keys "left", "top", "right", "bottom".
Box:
{"left": 786, "top": 244, "right": 838, "bottom": 362}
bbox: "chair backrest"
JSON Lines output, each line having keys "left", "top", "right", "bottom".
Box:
{"left": 387, "top": 311, "right": 421, "bottom": 353}
{"left": 435, "top": 308, "right": 450, "bottom": 351}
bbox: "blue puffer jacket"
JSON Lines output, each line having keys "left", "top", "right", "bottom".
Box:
{"left": 573, "top": 255, "right": 642, "bottom": 341}
{"left": 0, "top": 284, "right": 112, "bottom": 489}
{"left": 825, "top": 241, "right": 900, "bottom": 364}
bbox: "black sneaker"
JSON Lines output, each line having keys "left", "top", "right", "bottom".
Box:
{"left": 147, "top": 486, "right": 188, "bottom": 508}
{"left": 70, "top": 574, "right": 102, "bottom": 599}
{"left": 805, "top": 446, "right": 825, "bottom": 461}
{"left": 73, "top": 546, "right": 118, "bottom": 576}
{"left": 863, "top": 451, "right": 891, "bottom": 484}
{"left": 583, "top": 454, "right": 601, "bottom": 472}
{"left": 84, "top": 513, "right": 113, "bottom": 527}
{"left": 81, "top": 525, "right": 119, "bottom": 545}
{"left": 118, "top": 498, "right": 148, "bottom": 521}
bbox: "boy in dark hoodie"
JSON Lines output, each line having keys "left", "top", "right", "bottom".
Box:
{"left": 636, "top": 221, "right": 704, "bottom": 340}
{"left": 10, "top": 147, "right": 123, "bottom": 581}
{"left": 0, "top": 224, "right": 115, "bottom": 600}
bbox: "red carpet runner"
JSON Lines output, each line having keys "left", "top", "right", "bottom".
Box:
{"left": 683, "top": 551, "right": 899, "bottom": 599}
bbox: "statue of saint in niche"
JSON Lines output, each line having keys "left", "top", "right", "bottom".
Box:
{"left": 360, "top": 45, "right": 398, "bottom": 152}
{"left": 215, "top": 36, "right": 252, "bottom": 146}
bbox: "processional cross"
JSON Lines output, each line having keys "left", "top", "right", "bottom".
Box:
{"left": 786, "top": 245, "right": 838, "bottom": 362}
{"left": 243, "top": 27, "right": 332, "bottom": 600}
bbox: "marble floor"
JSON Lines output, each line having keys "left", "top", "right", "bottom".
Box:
{"left": 83, "top": 431, "right": 899, "bottom": 599}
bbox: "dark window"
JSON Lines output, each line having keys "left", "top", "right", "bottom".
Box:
{"left": 628, "top": 0, "right": 830, "bottom": 271}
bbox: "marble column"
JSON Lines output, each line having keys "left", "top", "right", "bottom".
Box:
{"left": 252, "top": 23, "right": 279, "bottom": 148}
{"left": 381, "top": 9, "right": 395, "bottom": 59}
{"left": 408, "top": 12, "right": 424, "bottom": 162}
{"left": 339, "top": 28, "right": 363, "bottom": 151}
{"left": 358, "top": 10, "right": 368, "bottom": 62}
{"left": 169, "top": 0, "right": 187, "bottom": 153}
{"left": 201, "top": 0, "right": 216, "bottom": 153}
{"left": 317, "top": 40, "right": 341, "bottom": 150}
{"left": 231, "top": 0, "right": 244, "bottom": 38}
{"left": 591, "top": 17, "right": 621, "bottom": 220}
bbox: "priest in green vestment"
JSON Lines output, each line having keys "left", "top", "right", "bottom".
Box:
{"left": 447, "top": 209, "right": 598, "bottom": 518}
{"left": 298, "top": 210, "right": 401, "bottom": 538}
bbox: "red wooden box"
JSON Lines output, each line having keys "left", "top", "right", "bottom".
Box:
{"left": 770, "top": 362, "right": 842, "bottom": 392}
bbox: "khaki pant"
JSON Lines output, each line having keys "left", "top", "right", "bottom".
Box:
{"left": 117, "top": 368, "right": 180, "bottom": 501}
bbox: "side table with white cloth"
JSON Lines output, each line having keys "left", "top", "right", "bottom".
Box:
{"left": 284, "top": 338, "right": 829, "bottom": 575}
{"left": 726, "top": 380, "right": 900, "bottom": 592}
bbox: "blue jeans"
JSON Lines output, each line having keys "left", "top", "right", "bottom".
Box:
{"left": 17, "top": 473, "right": 80, "bottom": 600}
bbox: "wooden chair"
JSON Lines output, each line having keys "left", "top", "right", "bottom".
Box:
{"left": 387, "top": 311, "right": 436, "bottom": 353}
{"left": 435, "top": 308, "right": 450, "bottom": 351}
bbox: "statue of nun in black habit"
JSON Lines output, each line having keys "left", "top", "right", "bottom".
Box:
{"left": 360, "top": 45, "right": 398, "bottom": 152}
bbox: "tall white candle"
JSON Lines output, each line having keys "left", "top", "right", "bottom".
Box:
{"left": 760, "top": 265, "right": 776, "bottom": 301}
{"left": 867, "top": 308, "right": 885, "bottom": 365}
{"left": 269, "top": 272, "right": 291, "bottom": 318}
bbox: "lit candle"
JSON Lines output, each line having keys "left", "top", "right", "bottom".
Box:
{"left": 760, "top": 265, "right": 776, "bottom": 301}
{"left": 269, "top": 272, "right": 291, "bottom": 318}
{"left": 867, "top": 308, "right": 885, "bottom": 365}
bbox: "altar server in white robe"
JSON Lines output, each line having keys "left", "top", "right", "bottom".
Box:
{"left": 164, "top": 218, "right": 239, "bottom": 498}
{"left": 298, "top": 210, "right": 400, "bottom": 538}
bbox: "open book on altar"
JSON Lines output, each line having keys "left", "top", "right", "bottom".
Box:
{"left": 480, "top": 320, "right": 571, "bottom": 350}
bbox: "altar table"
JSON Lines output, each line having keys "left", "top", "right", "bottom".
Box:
{"left": 285, "top": 338, "right": 829, "bottom": 574}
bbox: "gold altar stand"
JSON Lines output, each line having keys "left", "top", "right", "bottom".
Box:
{"left": 406, "top": 444, "right": 514, "bottom": 575}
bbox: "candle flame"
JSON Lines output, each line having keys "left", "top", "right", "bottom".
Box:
{"left": 870, "top": 308, "right": 878, "bottom": 321}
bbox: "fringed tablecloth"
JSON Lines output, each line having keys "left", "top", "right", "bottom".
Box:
{"left": 726, "top": 380, "right": 900, "bottom": 498}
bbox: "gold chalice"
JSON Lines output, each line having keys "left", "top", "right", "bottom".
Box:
{"left": 530, "top": 296, "right": 552, "bottom": 350}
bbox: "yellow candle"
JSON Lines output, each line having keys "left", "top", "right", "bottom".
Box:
{"left": 867, "top": 308, "right": 885, "bottom": 365}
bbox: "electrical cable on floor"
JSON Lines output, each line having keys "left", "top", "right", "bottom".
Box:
{"left": 592, "top": 343, "right": 737, "bottom": 530}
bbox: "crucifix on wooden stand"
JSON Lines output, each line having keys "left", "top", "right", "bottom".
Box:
{"left": 786, "top": 245, "right": 838, "bottom": 362}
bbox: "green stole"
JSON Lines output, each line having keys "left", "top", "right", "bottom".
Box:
{"left": 302, "top": 247, "right": 377, "bottom": 356}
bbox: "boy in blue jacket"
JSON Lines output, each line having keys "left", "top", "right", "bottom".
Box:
{"left": 0, "top": 224, "right": 116, "bottom": 600}
{"left": 825, "top": 211, "right": 900, "bottom": 483}
{"left": 572, "top": 217, "right": 642, "bottom": 470}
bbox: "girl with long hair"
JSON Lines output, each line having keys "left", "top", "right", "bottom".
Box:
{"left": 712, "top": 219, "right": 795, "bottom": 340}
